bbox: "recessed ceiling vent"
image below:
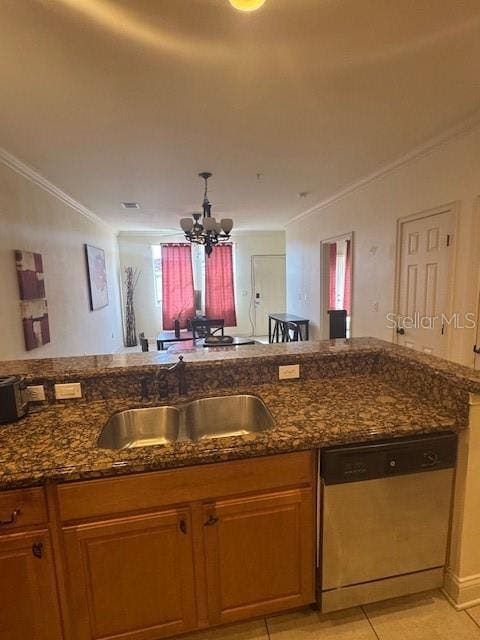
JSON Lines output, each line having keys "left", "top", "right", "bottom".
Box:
{"left": 121, "top": 202, "right": 140, "bottom": 209}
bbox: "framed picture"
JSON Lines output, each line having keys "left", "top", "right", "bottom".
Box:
{"left": 85, "top": 244, "right": 109, "bottom": 310}
{"left": 15, "top": 250, "right": 46, "bottom": 300}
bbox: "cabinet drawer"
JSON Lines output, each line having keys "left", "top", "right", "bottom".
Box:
{"left": 0, "top": 487, "right": 48, "bottom": 532}
{"left": 58, "top": 451, "right": 315, "bottom": 522}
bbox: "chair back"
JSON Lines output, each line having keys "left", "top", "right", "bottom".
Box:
{"left": 284, "top": 321, "right": 303, "bottom": 342}
{"left": 191, "top": 318, "right": 225, "bottom": 339}
{"left": 328, "top": 310, "right": 347, "bottom": 339}
{"left": 138, "top": 331, "right": 149, "bottom": 352}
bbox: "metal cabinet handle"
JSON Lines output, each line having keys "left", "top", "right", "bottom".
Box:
{"left": 204, "top": 514, "right": 219, "bottom": 527}
{"left": 32, "top": 543, "right": 43, "bottom": 559}
{"left": 396, "top": 327, "right": 405, "bottom": 335}
{"left": 0, "top": 508, "right": 20, "bottom": 526}
{"left": 179, "top": 519, "right": 187, "bottom": 534}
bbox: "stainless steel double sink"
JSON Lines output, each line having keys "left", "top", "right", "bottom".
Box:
{"left": 98, "top": 395, "right": 274, "bottom": 450}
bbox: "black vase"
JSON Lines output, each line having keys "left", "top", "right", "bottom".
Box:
{"left": 174, "top": 319, "right": 181, "bottom": 338}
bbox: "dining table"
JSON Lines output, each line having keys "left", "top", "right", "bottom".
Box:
{"left": 167, "top": 337, "right": 259, "bottom": 353}
{"left": 156, "top": 330, "right": 194, "bottom": 351}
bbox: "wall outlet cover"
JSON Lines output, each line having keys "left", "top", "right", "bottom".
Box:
{"left": 278, "top": 364, "right": 300, "bottom": 380}
{"left": 26, "top": 385, "right": 46, "bottom": 402}
{"left": 54, "top": 382, "right": 82, "bottom": 400}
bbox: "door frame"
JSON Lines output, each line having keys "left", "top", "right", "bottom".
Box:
{"left": 250, "top": 254, "right": 286, "bottom": 337}
{"left": 319, "top": 232, "right": 354, "bottom": 340}
{"left": 392, "top": 201, "right": 459, "bottom": 358}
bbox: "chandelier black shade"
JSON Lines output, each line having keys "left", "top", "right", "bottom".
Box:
{"left": 180, "top": 172, "right": 233, "bottom": 257}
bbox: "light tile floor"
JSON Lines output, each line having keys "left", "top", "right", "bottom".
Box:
{"left": 184, "top": 591, "right": 480, "bottom": 640}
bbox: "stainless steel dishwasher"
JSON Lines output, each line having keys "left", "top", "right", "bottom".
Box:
{"left": 320, "top": 432, "right": 457, "bottom": 612}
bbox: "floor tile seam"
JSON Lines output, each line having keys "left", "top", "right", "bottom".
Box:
{"left": 361, "top": 605, "right": 382, "bottom": 640}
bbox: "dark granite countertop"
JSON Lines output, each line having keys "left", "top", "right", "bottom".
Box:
{"left": 0, "top": 374, "right": 457, "bottom": 490}
{"left": 1, "top": 337, "right": 480, "bottom": 393}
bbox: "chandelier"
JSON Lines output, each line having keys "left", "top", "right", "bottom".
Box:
{"left": 180, "top": 172, "right": 233, "bottom": 257}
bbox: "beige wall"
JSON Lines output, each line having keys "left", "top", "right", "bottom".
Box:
{"left": 0, "top": 161, "right": 123, "bottom": 360}
{"left": 118, "top": 230, "right": 286, "bottom": 339}
{"left": 286, "top": 125, "right": 480, "bottom": 366}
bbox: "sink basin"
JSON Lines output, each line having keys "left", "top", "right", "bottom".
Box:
{"left": 185, "top": 395, "right": 274, "bottom": 441}
{"left": 98, "top": 395, "right": 274, "bottom": 449}
{"left": 98, "top": 406, "right": 180, "bottom": 449}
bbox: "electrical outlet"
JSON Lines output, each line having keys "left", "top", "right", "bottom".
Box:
{"left": 54, "top": 382, "right": 82, "bottom": 400}
{"left": 26, "top": 385, "right": 46, "bottom": 402}
{"left": 278, "top": 364, "right": 300, "bottom": 380}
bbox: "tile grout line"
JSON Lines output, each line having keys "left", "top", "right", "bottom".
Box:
{"left": 264, "top": 617, "right": 271, "bottom": 639}
{"left": 361, "top": 605, "right": 382, "bottom": 640}
{"left": 466, "top": 609, "right": 480, "bottom": 631}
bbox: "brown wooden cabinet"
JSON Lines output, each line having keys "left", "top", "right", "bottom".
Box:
{"left": 62, "top": 508, "right": 197, "bottom": 640}
{"left": 203, "top": 487, "right": 315, "bottom": 625}
{"left": 55, "top": 450, "right": 316, "bottom": 640}
{"left": 0, "top": 529, "right": 62, "bottom": 640}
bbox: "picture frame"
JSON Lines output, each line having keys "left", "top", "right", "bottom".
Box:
{"left": 85, "top": 244, "right": 109, "bottom": 310}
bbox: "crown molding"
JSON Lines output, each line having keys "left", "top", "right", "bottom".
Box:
{"left": 117, "top": 228, "right": 286, "bottom": 239}
{"left": 117, "top": 230, "right": 184, "bottom": 239}
{"left": 287, "top": 109, "right": 480, "bottom": 226}
{"left": 0, "top": 147, "right": 115, "bottom": 233}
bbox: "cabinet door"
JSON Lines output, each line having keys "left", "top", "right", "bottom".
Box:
{"left": 63, "top": 509, "right": 196, "bottom": 640}
{"left": 0, "top": 530, "right": 62, "bottom": 640}
{"left": 203, "top": 488, "right": 315, "bottom": 625}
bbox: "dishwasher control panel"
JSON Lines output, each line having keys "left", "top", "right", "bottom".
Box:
{"left": 321, "top": 431, "right": 457, "bottom": 485}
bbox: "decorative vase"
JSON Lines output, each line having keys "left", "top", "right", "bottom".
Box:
{"left": 174, "top": 319, "right": 181, "bottom": 338}
{"left": 124, "top": 267, "right": 140, "bottom": 347}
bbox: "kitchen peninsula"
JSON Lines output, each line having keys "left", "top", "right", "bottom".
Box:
{"left": 0, "top": 338, "right": 479, "bottom": 640}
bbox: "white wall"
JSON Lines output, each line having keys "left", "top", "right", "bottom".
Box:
{"left": 286, "top": 125, "right": 480, "bottom": 367}
{"left": 118, "top": 231, "right": 286, "bottom": 339}
{"left": 233, "top": 231, "right": 286, "bottom": 335}
{"left": 0, "top": 160, "right": 123, "bottom": 360}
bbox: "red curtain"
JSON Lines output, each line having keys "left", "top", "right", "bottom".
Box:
{"left": 161, "top": 244, "right": 195, "bottom": 330}
{"left": 343, "top": 239, "right": 352, "bottom": 315}
{"left": 205, "top": 244, "right": 237, "bottom": 326}
{"left": 328, "top": 243, "right": 337, "bottom": 310}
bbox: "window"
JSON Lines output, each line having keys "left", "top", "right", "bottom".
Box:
{"left": 160, "top": 244, "right": 195, "bottom": 330}
{"left": 205, "top": 244, "right": 237, "bottom": 326}
{"left": 151, "top": 243, "right": 237, "bottom": 329}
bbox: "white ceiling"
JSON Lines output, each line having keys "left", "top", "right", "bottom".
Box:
{"left": 1, "top": 0, "right": 479, "bottom": 232}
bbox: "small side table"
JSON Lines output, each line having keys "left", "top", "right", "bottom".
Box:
{"left": 268, "top": 313, "right": 310, "bottom": 343}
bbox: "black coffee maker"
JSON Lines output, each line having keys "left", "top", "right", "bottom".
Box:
{"left": 0, "top": 376, "right": 29, "bottom": 423}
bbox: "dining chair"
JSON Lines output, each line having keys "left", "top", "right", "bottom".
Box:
{"left": 191, "top": 318, "right": 225, "bottom": 340}
{"left": 138, "top": 332, "right": 149, "bottom": 352}
{"left": 283, "top": 321, "right": 303, "bottom": 342}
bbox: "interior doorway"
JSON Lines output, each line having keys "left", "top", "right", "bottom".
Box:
{"left": 394, "top": 204, "right": 456, "bottom": 359}
{"left": 251, "top": 255, "right": 286, "bottom": 336}
{"left": 320, "top": 233, "right": 353, "bottom": 339}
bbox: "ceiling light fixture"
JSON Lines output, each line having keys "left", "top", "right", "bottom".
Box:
{"left": 229, "top": 0, "right": 267, "bottom": 12}
{"left": 180, "top": 173, "right": 233, "bottom": 257}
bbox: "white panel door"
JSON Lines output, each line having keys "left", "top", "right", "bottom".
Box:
{"left": 252, "top": 255, "right": 286, "bottom": 336}
{"left": 397, "top": 210, "right": 454, "bottom": 358}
